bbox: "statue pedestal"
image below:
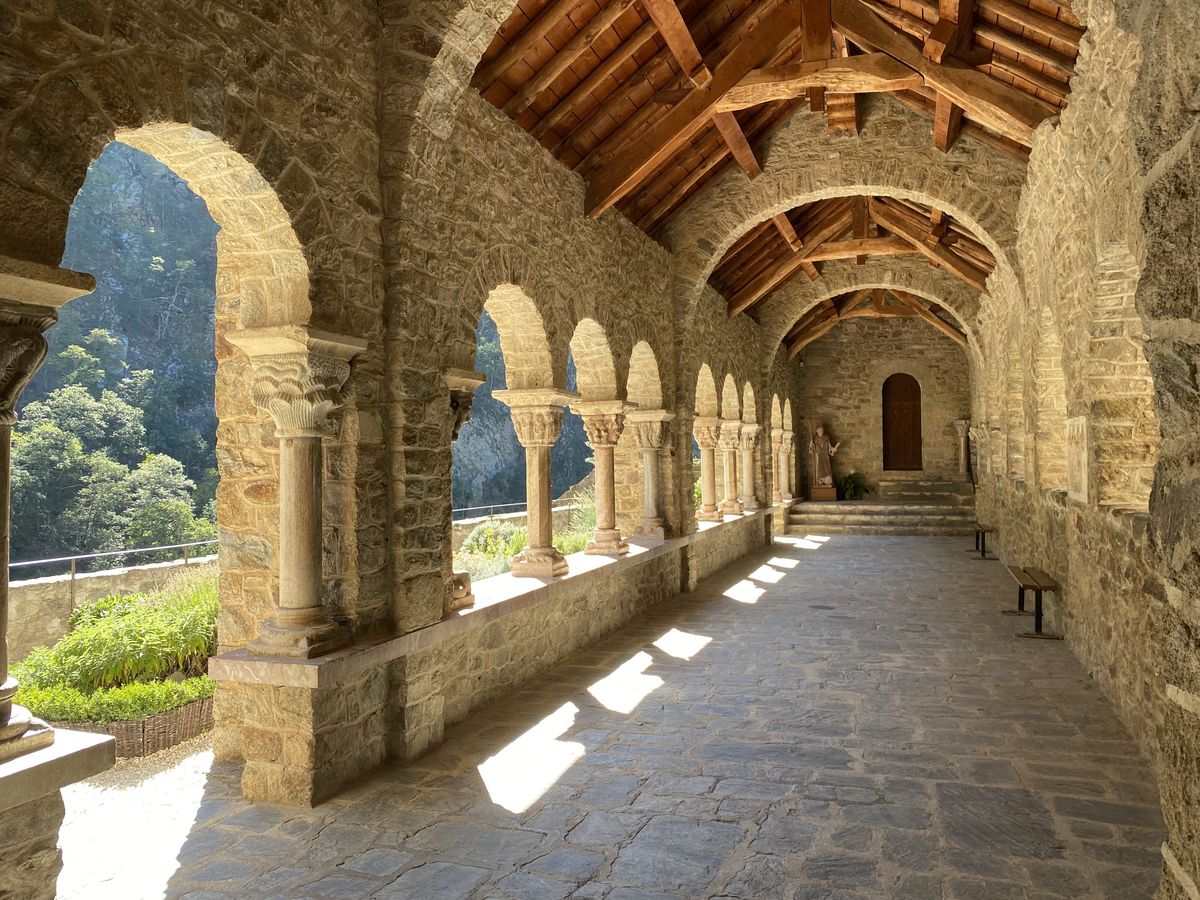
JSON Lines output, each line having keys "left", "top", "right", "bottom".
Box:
{"left": 810, "top": 486, "right": 837, "bottom": 501}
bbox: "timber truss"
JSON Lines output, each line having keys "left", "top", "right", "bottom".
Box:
{"left": 474, "top": 0, "right": 1080, "bottom": 347}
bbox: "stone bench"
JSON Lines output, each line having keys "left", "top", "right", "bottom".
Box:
{"left": 1004, "top": 564, "right": 1062, "bottom": 640}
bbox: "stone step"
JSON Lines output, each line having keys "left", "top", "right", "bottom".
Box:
{"left": 875, "top": 479, "right": 975, "bottom": 505}
{"left": 785, "top": 523, "right": 977, "bottom": 536}
{"left": 788, "top": 501, "right": 974, "bottom": 516}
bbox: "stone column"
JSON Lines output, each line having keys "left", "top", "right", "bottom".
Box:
{"left": 495, "top": 389, "right": 575, "bottom": 578}
{"left": 693, "top": 417, "right": 722, "bottom": 522}
{"left": 444, "top": 369, "right": 485, "bottom": 614}
{"left": 228, "top": 326, "right": 366, "bottom": 659}
{"left": 786, "top": 435, "right": 797, "bottom": 499}
{"left": 626, "top": 409, "right": 674, "bottom": 540}
{"left": 719, "top": 420, "right": 743, "bottom": 515}
{"left": 779, "top": 432, "right": 794, "bottom": 502}
{"left": 954, "top": 419, "right": 971, "bottom": 476}
{"left": 771, "top": 430, "right": 784, "bottom": 503}
{"left": 739, "top": 424, "right": 761, "bottom": 511}
{"left": 576, "top": 400, "right": 629, "bottom": 556}
{"left": 0, "top": 309, "right": 56, "bottom": 762}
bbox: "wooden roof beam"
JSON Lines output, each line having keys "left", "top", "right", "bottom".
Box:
{"left": 869, "top": 198, "right": 990, "bottom": 291}
{"left": 802, "top": 0, "right": 834, "bottom": 111}
{"left": 891, "top": 290, "right": 969, "bottom": 346}
{"left": 788, "top": 312, "right": 841, "bottom": 356}
{"left": 586, "top": 2, "right": 805, "bottom": 217}
{"left": 717, "top": 53, "right": 923, "bottom": 111}
{"left": 923, "top": 0, "right": 980, "bottom": 64}
{"left": 834, "top": 0, "right": 1058, "bottom": 145}
{"left": 801, "top": 235, "right": 916, "bottom": 261}
{"left": 641, "top": 0, "right": 713, "bottom": 88}
{"left": 476, "top": 0, "right": 581, "bottom": 89}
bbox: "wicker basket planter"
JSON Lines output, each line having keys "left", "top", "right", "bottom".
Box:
{"left": 59, "top": 696, "right": 213, "bottom": 758}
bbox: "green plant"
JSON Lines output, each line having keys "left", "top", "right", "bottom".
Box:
{"left": 837, "top": 471, "right": 869, "bottom": 501}
{"left": 16, "top": 565, "right": 217, "bottom": 696}
{"left": 553, "top": 532, "right": 591, "bottom": 555}
{"left": 17, "top": 676, "right": 214, "bottom": 724}
{"left": 460, "top": 520, "right": 528, "bottom": 560}
{"left": 566, "top": 485, "right": 597, "bottom": 536}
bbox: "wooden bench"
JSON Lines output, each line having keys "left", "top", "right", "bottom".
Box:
{"left": 972, "top": 525, "right": 995, "bottom": 559}
{"left": 1004, "top": 564, "right": 1063, "bottom": 639}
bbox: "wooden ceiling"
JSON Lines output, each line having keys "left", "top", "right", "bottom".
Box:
{"left": 784, "top": 287, "right": 968, "bottom": 357}
{"left": 710, "top": 193, "right": 996, "bottom": 314}
{"left": 473, "top": 0, "right": 1080, "bottom": 343}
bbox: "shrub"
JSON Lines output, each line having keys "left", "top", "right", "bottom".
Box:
{"left": 460, "top": 520, "right": 528, "bottom": 559}
{"left": 836, "top": 471, "right": 870, "bottom": 501}
{"left": 553, "top": 532, "right": 591, "bottom": 555}
{"left": 18, "top": 677, "right": 214, "bottom": 724}
{"left": 566, "top": 485, "right": 597, "bottom": 536}
{"left": 16, "top": 564, "right": 217, "bottom": 708}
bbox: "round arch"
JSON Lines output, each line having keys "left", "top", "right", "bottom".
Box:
{"left": 627, "top": 341, "right": 663, "bottom": 409}
{"left": 569, "top": 317, "right": 619, "bottom": 401}
{"left": 720, "top": 374, "right": 740, "bottom": 420}
{"left": 695, "top": 364, "right": 718, "bottom": 417}
{"left": 742, "top": 382, "right": 758, "bottom": 423}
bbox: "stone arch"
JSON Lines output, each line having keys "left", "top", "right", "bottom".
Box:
{"left": 1034, "top": 304, "right": 1069, "bottom": 491}
{"left": 1089, "top": 243, "right": 1158, "bottom": 509}
{"left": 771, "top": 394, "right": 784, "bottom": 432}
{"left": 694, "top": 364, "right": 718, "bottom": 417}
{"left": 742, "top": 383, "right": 758, "bottom": 424}
{"left": 664, "top": 98, "right": 1027, "bottom": 321}
{"left": 480, "top": 284, "right": 555, "bottom": 390}
{"left": 757, "top": 258, "right": 983, "bottom": 354}
{"left": 720, "top": 374, "right": 740, "bottom": 420}
{"left": 783, "top": 399, "right": 794, "bottom": 432}
{"left": 569, "top": 318, "right": 619, "bottom": 401}
{"left": 627, "top": 341, "right": 663, "bottom": 409}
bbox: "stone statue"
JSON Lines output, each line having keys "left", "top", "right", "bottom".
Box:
{"left": 809, "top": 425, "right": 841, "bottom": 487}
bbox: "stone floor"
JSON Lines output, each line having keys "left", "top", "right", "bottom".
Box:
{"left": 61, "top": 535, "right": 1167, "bottom": 899}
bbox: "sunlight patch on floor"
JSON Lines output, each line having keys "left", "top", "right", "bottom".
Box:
{"left": 748, "top": 563, "right": 785, "bottom": 584}
{"left": 723, "top": 579, "right": 765, "bottom": 604}
{"left": 59, "top": 737, "right": 213, "bottom": 900}
{"left": 478, "top": 702, "right": 585, "bottom": 814}
{"left": 768, "top": 556, "right": 800, "bottom": 569}
{"left": 587, "top": 651, "right": 664, "bottom": 714}
{"left": 652, "top": 628, "right": 712, "bottom": 660}
{"left": 777, "top": 534, "right": 832, "bottom": 550}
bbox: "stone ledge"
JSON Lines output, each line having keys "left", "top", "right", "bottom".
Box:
{"left": 210, "top": 509, "right": 770, "bottom": 691}
{"left": 0, "top": 728, "right": 115, "bottom": 815}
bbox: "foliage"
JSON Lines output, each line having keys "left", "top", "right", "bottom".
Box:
{"left": 15, "top": 566, "right": 218, "bottom": 697}
{"left": 17, "top": 677, "right": 214, "bottom": 724}
{"left": 553, "top": 532, "right": 591, "bottom": 555}
{"left": 837, "top": 471, "right": 870, "bottom": 501}
{"left": 13, "top": 142, "right": 218, "bottom": 569}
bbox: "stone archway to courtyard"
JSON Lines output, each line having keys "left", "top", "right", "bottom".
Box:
{"left": 0, "top": 1, "right": 1198, "bottom": 899}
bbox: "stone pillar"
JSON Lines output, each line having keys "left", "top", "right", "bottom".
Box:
{"left": 739, "top": 424, "right": 761, "bottom": 511}
{"left": 786, "top": 435, "right": 797, "bottom": 499}
{"left": 576, "top": 401, "right": 629, "bottom": 556}
{"left": 719, "top": 420, "right": 743, "bottom": 515}
{"left": 495, "top": 389, "right": 576, "bottom": 578}
{"left": 693, "top": 417, "right": 722, "bottom": 522}
{"left": 444, "top": 369, "right": 485, "bottom": 614}
{"left": 776, "top": 430, "right": 794, "bottom": 502}
{"left": 954, "top": 419, "right": 971, "bottom": 476}
{"left": 627, "top": 409, "right": 674, "bottom": 540}
{"left": 228, "top": 327, "right": 367, "bottom": 659}
{"left": 771, "top": 430, "right": 784, "bottom": 503}
{"left": 0, "top": 309, "right": 56, "bottom": 761}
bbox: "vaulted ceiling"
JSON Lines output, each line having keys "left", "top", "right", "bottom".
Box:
{"left": 473, "top": 0, "right": 1082, "bottom": 347}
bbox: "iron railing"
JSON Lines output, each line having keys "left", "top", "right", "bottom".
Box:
{"left": 10, "top": 540, "right": 219, "bottom": 605}
{"left": 451, "top": 500, "right": 578, "bottom": 521}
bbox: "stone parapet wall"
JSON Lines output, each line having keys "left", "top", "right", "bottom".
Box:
{"left": 211, "top": 512, "right": 771, "bottom": 802}
{"left": 797, "top": 318, "right": 969, "bottom": 494}
{"left": 8, "top": 556, "right": 217, "bottom": 662}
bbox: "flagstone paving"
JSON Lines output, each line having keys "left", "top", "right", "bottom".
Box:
{"left": 61, "top": 535, "right": 1166, "bottom": 899}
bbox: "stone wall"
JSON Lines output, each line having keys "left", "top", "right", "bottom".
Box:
{"left": 8, "top": 557, "right": 217, "bottom": 662}
{"left": 797, "top": 318, "right": 969, "bottom": 494}
{"left": 0, "top": 792, "right": 64, "bottom": 900}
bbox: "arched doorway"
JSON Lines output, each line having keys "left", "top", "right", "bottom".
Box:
{"left": 883, "top": 373, "right": 922, "bottom": 471}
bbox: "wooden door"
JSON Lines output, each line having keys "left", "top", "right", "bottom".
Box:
{"left": 883, "top": 373, "right": 922, "bottom": 470}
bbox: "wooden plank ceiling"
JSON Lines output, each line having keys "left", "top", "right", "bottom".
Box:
{"left": 472, "top": 0, "right": 1081, "bottom": 346}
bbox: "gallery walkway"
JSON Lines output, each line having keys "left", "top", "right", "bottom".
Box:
{"left": 62, "top": 535, "right": 1165, "bottom": 899}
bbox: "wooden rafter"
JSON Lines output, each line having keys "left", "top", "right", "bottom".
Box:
{"left": 586, "top": 2, "right": 805, "bottom": 217}
{"left": 868, "top": 197, "right": 990, "bottom": 291}
{"left": 801, "top": 0, "right": 834, "bottom": 111}
{"left": 717, "top": 53, "right": 923, "bottom": 111}
{"left": 641, "top": 0, "right": 713, "bottom": 87}
{"left": 800, "top": 235, "right": 915, "bottom": 261}
{"left": 891, "top": 290, "right": 969, "bottom": 346}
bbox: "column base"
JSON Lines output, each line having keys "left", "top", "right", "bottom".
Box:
{"left": 511, "top": 546, "right": 568, "bottom": 579}
{"left": 697, "top": 508, "right": 723, "bottom": 522}
{"left": 0, "top": 706, "right": 54, "bottom": 763}
{"left": 445, "top": 572, "right": 475, "bottom": 615}
{"left": 781, "top": 492, "right": 794, "bottom": 503}
{"left": 719, "top": 500, "right": 744, "bottom": 516}
{"left": 636, "top": 519, "right": 666, "bottom": 541}
{"left": 586, "top": 529, "right": 629, "bottom": 556}
{"left": 742, "top": 499, "right": 761, "bottom": 511}
{"left": 248, "top": 610, "right": 348, "bottom": 659}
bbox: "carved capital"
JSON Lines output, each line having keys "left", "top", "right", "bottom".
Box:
{"left": 248, "top": 353, "right": 353, "bottom": 438}
{"left": 227, "top": 326, "right": 367, "bottom": 438}
{"left": 444, "top": 368, "right": 485, "bottom": 443}
{"left": 693, "top": 416, "right": 722, "bottom": 450}
{"left": 0, "top": 325, "right": 49, "bottom": 425}
{"left": 626, "top": 408, "right": 674, "bottom": 450}
{"left": 739, "top": 423, "right": 761, "bottom": 451}
{"left": 582, "top": 412, "right": 625, "bottom": 448}
{"left": 953, "top": 418, "right": 971, "bottom": 439}
{"left": 718, "top": 420, "right": 742, "bottom": 451}
{"left": 509, "top": 406, "right": 564, "bottom": 447}
{"left": 771, "top": 429, "right": 786, "bottom": 451}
